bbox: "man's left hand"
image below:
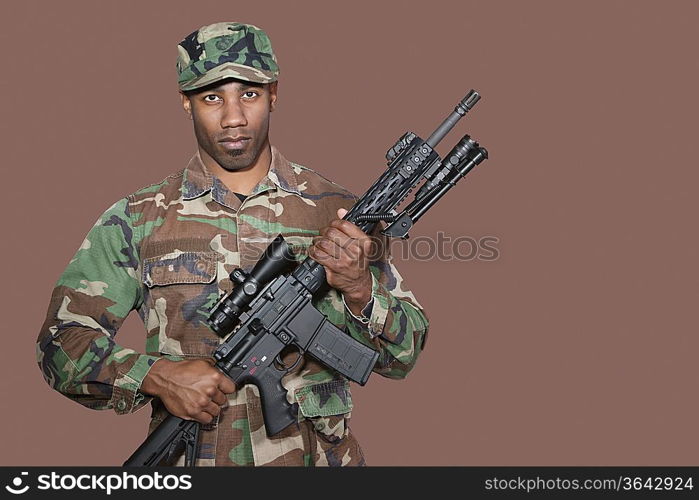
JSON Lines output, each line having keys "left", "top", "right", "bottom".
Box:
{"left": 308, "top": 208, "right": 373, "bottom": 316}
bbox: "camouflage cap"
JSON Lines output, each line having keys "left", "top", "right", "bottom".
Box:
{"left": 176, "top": 22, "right": 279, "bottom": 91}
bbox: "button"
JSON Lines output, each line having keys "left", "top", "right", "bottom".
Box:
{"left": 117, "top": 400, "right": 126, "bottom": 411}
{"left": 195, "top": 261, "right": 207, "bottom": 272}
{"left": 314, "top": 422, "right": 325, "bottom": 431}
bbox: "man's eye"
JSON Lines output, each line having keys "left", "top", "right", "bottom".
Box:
{"left": 242, "top": 91, "right": 259, "bottom": 99}
{"left": 203, "top": 95, "right": 221, "bottom": 102}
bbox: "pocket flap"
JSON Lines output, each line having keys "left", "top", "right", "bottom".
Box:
{"left": 294, "top": 379, "right": 353, "bottom": 418}
{"left": 142, "top": 251, "right": 217, "bottom": 287}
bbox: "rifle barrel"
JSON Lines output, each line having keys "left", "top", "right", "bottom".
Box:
{"left": 426, "top": 90, "right": 480, "bottom": 148}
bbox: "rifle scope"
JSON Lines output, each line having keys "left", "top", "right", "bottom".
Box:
{"left": 208, "top": 235, "right": 297, "bottom": 337}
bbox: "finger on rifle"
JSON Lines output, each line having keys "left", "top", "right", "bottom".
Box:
{"left": 329, "top": 218, "right": 367, "bottom": 240}
{"left": 310, "top": 236, "right": 336, "bottom": 258}
{"left": 310, "top": 249, "right": 347, "bottom": 276}
{"left": 313, "top": 236, "right": 348, "bottom": 260}
{"left": 308, "top": 243, "right": 333, "bottom": 262}
{"left": 217, "top": 376, "right": 237, "bottom": 395}
{"left": 328, "top": 220, "right": 373, "bottom": 257}
{"left": 324, "top": 226, "right": 360, "bottom": 255}
{"left": 309, "top": 244, "right": 347, "bottom": 268}
{"left": 203, "top": 399, "right": 221, "bottom": 418}
{"left": 192, "top": 411, "right": 214, "bottom": 425}
{"left": 210, "top": 389, "right": 228, "bottom": 406}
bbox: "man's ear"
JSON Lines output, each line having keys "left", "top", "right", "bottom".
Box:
{"left": 180, "top": 92, "right": 193, "bottom": 120}
{"left": 268, "top": 81, "right": 278, "bottom": 112}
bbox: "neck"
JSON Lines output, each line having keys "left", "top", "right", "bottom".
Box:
{"left": 200, "top": 141, "right": 272, "bottom": 195}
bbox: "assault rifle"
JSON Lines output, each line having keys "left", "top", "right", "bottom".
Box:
{"left": 124, "top": 90, "right": 488, "bottom": 466}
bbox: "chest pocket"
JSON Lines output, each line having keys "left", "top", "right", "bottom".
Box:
{"left": 142, "top": 251, "right": 222, "bottom": 357}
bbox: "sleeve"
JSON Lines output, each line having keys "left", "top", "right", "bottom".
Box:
{"left": 342, "top": 254, "right": 430, "bottom": 380}
{"left": 312, "top": 221, "right": 429, "bottom": 380}
{"left": 36, "top": 198, "right": 161, "bottom": 415}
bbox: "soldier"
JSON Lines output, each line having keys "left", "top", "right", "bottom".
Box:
{"left": 36, "top": 22, "right": 428, "bottom": 466}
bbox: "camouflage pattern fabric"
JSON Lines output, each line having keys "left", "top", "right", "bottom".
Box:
{"left": 177, "top": 22, "right": 279, "bottom": 91}
{"left": 36, "top": 146, "right": 429, "bottom": 466}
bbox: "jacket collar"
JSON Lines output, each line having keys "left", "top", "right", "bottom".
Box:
{"left": 182, "top": 145, "right": 302, "bottom": 203}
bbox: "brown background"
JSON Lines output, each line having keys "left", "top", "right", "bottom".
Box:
{"left": 1, "top": 0, "right": 697, "bottom": 466}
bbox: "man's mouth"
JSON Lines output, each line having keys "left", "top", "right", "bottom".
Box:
{"left": 218, "top": 136, "right": 251, "bottom": 150}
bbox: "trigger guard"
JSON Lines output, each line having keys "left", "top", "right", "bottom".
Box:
{"left": 273, "top": 354, "right": 287, "bottom": 370}
{"left": 273, "top": 344, "right": 304, "bottom": 374}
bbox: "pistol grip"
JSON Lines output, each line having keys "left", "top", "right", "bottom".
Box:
{"left": 248, "top": 367, "right": 297, "bottom": 437}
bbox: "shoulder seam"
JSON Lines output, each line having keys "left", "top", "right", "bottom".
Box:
{"left": 127, "top": 169, "right": 185, "bottom": 201}
{"left": 291, "top": 162, "right": 358, "bottom": 200}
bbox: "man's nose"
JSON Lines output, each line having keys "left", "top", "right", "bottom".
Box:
{"left": 220, "top": 100, "right": 247, "bottom": 128}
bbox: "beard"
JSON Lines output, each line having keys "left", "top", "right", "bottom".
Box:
{"left": 195, "top": 130, "right": 266, "bottom": 172}
{"left": 214, "top": 144, "right": 260, "bottom": 171}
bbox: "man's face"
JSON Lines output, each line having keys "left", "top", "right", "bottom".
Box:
{"left": 181, "top": 78, "right": 278, "bottom": 172}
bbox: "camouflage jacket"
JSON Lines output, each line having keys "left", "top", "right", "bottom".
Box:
{"left": 37, "top": 146, "right": 429, "bottom": 466}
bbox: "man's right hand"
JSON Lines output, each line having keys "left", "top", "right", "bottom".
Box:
{"left": 140, "top": 358, "right": 237, "bottom": 424}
